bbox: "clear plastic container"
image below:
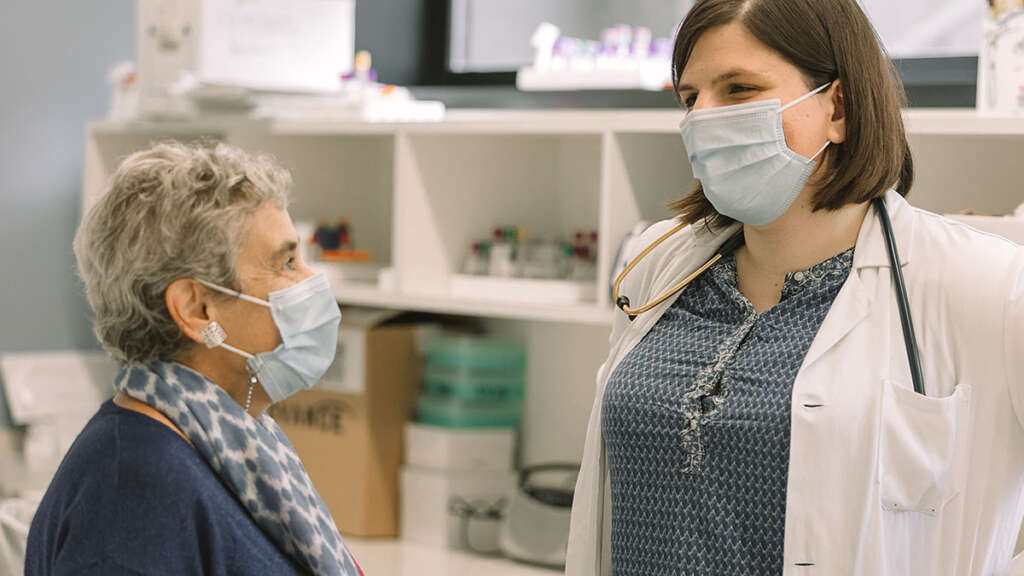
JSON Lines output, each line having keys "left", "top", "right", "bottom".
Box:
{"left": 416, "top": 395, "right": 523, "bottom": 428}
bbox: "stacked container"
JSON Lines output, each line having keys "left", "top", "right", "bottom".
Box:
{"left": 401, "top": 335, "right": 524, "bottom": 554}
{"left": 416, "top": 336, "right": 526, "bottom": 429}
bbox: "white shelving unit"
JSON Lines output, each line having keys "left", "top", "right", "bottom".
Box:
{"left": 80, "top": 107, "right": 1024, "bottom": 571}
{"left": 82, "top": 108, "right": 1024, "bottom": 469}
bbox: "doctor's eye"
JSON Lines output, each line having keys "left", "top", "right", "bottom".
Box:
{"left": 728, "top": 84, "right": 756, "bottom": 95}
{"left": 682, "top": 93, "right": 697, "bottom": 109}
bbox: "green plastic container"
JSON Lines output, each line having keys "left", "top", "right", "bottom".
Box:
{"left": 423, "top": 364, "right": 525, "bottom": 402}
{"left": 426, "top": 335, "right": 526, "bottom": 372}
{"left": 416, "top": 394, "right": 522, "bottom": 428}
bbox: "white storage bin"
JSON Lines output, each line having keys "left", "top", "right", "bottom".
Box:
{"left": 400, "top": 467, "right": 515, "bottom": 554}
{"left": 405, "top": 423, "right": 516, "bottom": 472}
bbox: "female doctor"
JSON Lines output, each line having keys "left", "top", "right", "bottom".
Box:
{"left": 566, "top": 0, "right": 1024, "bottom": 575}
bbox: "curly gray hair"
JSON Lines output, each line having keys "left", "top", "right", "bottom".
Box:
{"left": 74, "top": 141, "right": 292, "bottom": 365}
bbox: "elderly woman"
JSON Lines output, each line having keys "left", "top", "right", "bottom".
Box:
{"left": 25, "top": 142, "right": 362, "bottom": 576}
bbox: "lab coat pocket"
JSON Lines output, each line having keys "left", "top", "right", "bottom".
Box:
{"left": 877, "top": 380, "right": 971, "bottom": 516}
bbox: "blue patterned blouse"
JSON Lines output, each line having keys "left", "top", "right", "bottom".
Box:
{"left": 602, "top": 246, "right": 854, "bottom": 576}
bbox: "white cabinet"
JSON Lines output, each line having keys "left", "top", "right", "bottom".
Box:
{"left": 81, "top": 108, "right": 1024, "bottom": 465}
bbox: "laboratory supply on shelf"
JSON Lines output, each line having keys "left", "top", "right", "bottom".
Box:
{"left": 499, "top": 463, "right": 579, "bottom": 569}
{"left": 310, "top": 221, "right": 373, "bottom": 263}
{"left": 107, "top": 61, "right": 139, "bottom": 121}
{"left": 518, "top": 239, "right": 568, "bottom": 280}
{"left": 456, "top": 227, "right": 598, "bottom": 305}
{"left": 463, "top": 227, "right": 598, "bottom": 281}
{"left": 464, "top": 242, "right": 492, "bottom": 276}
{"left": 518, "top": 22, "right": 673, "bottom": 91}
{"left": 254, "top": 50, "right": 445, "bottom": 123}
{"left": 415, "top": 335, "right": 526, "bottom": 430}
{"left": 978, "top": 2, "right": 1024, "bottom": 114}
{"left": 488, "top": 227, "right": 521, "bottom": 278}
{"left": 303, "top": 220, "right": 380, "bottom": 287}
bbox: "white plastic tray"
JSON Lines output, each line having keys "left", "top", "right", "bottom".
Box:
{"left": 449, "top": 275, "right": 596, "bottom": 305}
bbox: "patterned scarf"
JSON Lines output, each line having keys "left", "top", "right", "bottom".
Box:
{"left": 116, "top": 361, "right": 362, "bottom": 576}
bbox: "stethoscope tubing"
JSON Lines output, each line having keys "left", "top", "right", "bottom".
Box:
{"left": 614, "top": 195, "right": 925, "bottom": 396}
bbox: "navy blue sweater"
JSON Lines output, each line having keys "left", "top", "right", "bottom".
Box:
{"left": 25, "top": 400, "right": 308, "bottom": 575}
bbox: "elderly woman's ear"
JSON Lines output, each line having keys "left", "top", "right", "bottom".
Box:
{"left": 165, "top": 279, "right": 215, "bottom": 348}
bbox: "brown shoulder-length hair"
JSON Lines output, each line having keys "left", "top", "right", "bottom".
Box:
{"left": 670, "top": 0, "right": 914, "bottom": 227}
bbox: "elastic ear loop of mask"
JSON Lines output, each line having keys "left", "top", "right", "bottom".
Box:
{"left": 785, "top": 82, "right": 834, "bottom": 162}
{"left": 780, "top": 81, "right": 833, "bottom": 112}
{"left": 196, "top": 279, "right": 273, "bottom": 361}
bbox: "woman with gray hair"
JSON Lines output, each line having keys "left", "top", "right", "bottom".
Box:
{"left": 24, "top": 141, "right": 363, "bottom": 576}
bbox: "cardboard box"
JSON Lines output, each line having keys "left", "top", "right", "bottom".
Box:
{"left": 269, "top": 309, "right": 429, "bottom": 537}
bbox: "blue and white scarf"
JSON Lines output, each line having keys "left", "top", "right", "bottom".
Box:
{"left": 117, "top": 361, "right": 362, "bottom": 576}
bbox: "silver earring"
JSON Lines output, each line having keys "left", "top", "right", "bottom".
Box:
{"left": 200, "top": 321, "right": 227, "bottom": 349}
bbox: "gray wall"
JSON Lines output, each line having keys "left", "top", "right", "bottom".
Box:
{"left": 0, "top": 1, "right": 135, "bottom": 355}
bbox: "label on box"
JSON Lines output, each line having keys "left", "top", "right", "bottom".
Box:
{"left": 268, "top": 394, "right": 358, "bottom": 436}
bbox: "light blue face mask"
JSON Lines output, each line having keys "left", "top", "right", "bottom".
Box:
{"left": 679, "top": 82, "right": 833, "bottom": 226}
{"left": 197, "top": 272, "right": 341, "bottom": 404}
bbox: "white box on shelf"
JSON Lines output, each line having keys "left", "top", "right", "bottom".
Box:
{"left": 405, "top": 423, "right": 516, "bottom": 472}
{"left": 449, "top": 275, "right": 596, "bottom": 305}
{"left": 400, "top": 467, "right": 515, "bottom": 553}
{"left": 310, "top": 261, "right": 383, "bottom": 288}
{"left": 137, "top": 0, "right": 355, "bottom": 97}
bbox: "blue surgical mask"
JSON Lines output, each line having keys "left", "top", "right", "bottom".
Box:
{"left": 679, "top": 82, "right": 833, "bottom": 226}
{"left": 197, "top": 272, "right": 341, "bottom": 403}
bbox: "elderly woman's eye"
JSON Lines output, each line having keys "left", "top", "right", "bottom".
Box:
{"left": 284, "top": 257, "right": 296, "bottom": 271}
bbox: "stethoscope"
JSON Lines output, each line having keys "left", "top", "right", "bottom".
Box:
{"left": 612, "top": 196, "right": 925, "bottom": 396}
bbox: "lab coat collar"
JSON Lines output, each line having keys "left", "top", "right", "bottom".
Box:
{"left": 799, "top": 190, "right": 915, "bottom": 374}
{"left": 852, "top": 189, "right": 915, "bottom": 270}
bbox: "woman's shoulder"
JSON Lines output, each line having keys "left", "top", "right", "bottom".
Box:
{"left": 31, "top": 401, "right": 223, "bottom": 528}
{"left": 907, "top": 206, "right": 1023, "bottom": 290}
{"left": 27, "top": 401, "right": 304, "bottom": 575}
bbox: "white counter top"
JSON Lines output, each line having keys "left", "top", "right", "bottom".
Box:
{"left": 345, "top": 538, "right": 562, "bottom": 576}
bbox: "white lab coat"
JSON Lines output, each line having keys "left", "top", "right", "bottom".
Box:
{"left": 566, "top": 190, "right": 1024, "bottom": 576}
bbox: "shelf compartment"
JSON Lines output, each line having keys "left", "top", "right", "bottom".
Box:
{"left": 394, "top": 133, "right": 603, "bottom": 301}
{"left": 227, "top": 132, "right": 396, "bottom": 269}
